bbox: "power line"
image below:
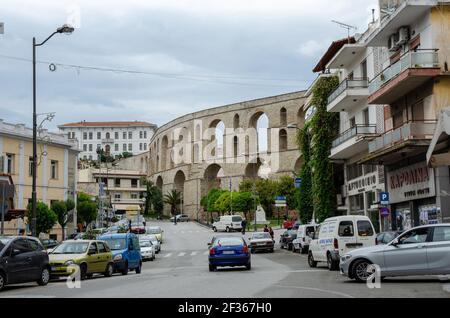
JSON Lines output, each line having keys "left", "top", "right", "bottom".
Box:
{"left": 0, "top": 53, "right": 311, "bottom": 88}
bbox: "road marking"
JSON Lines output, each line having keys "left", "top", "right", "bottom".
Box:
{"left": 191, "top": 251, "right": 198, "bottom": 256}
{"left": 275, "top": 284, "right": 354, "bottom": 298}
{"left": 443, "top": 284, "right": 450, "bottom": 293}
{"left": 164, "top": 253, "right": 172, "bottom": 258}
{"left": 203, "top": 251, "right": 209, "bottom": 255}
{"left": 178, "top": 252, "right": 186, "bottom": 257}
{"left": 287, "top": 270, "right": 326, "bottom": 273}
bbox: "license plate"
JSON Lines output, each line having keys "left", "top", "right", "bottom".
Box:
{"left": 222, "top": 251, "right": 235, "bottom": 255}
{"left": 257, "top": 243, "right": 266, "bottom": 246}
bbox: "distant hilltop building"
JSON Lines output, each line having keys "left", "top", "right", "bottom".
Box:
{"left": 58, "top": 121, "right": 157, "bottom": 160}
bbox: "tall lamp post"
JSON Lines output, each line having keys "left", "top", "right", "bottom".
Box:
{"left": 31, "top": 25, "right": 75, "bottom": 237}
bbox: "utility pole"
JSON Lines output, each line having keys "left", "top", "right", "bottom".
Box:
{"left": 1, "top": 184, "right": 5, "bottom": 235}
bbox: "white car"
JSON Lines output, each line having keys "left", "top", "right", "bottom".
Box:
{"left": 139, "top": 238, "right": 155, "bottom": 261}
{"left": 141, "top": 234, "right": 161, "bottom": 253}
{"left": 308, "top": 215, "right": 376, "bottom": 271}
{"left": 292, "top": 224, "right": 318, "bottom": 254}
{"left": 212, "top": 215, "right": 243, "bottom": 232}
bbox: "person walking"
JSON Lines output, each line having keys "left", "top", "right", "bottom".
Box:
{"left": 269, "top": 227, "right": 274, "bottom": 240}
{"left": 263, "top": 225, "right": 269, "bottom": 233}
{"left": 241, "top": 219, "right": 247, "bottom": 235}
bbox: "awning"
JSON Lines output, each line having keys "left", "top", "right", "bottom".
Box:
{"left": 426, "top": 109, "right": 450, "bottom": 167}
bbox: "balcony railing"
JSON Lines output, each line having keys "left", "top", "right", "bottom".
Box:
{"left": 332, "top": 124, "right": 377, "bottom": 148}
{"left": 328, "top": 78, "right": 369, "bottom": 105}
{"left": 369, "top": 120, "right": 437, "bottom": 153}
{"left": 369, "top": 49, "right": 439, "bottom": 94}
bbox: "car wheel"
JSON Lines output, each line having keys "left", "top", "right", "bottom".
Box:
{"left": 246, "top": 262, "right": 251, "bottom": 271}
{"left": 122, "top": 262, "right": 129, "bottom": 275}
{"left": 288, "top": 243, "right": 293, "bottom": 251}
{"left": 327, "top": 253, "right": 338, "bottom": 271}
{"left": 0, "top": 272, "right": 5, "bottom": 291}
{"left": 80, "top": 264, "right": 88, "bottom": 281}
{"left": 301, "top": 246, "right": 308, "bottom": 254}
{"left": 270, "top": 249, "right": 274, "bottom": 253}
{"left": 209, "top": 265, "right": 216, "bottom": 272}
{"left": 308, "top": 252, "right": 317, "bottom": 268}
{"left": 37, "top": 267, "right": 50, "bottom": 286}
{"left": 135, "top": 262, "right": 142, "bottom": 274}
{"left": 213, "top": 227, "right": 217, "bottom": 232}
{"left": 104, "top": 263, "right": 114, "bottom": 277}
{"left": 226, "top": 227, "right": 230, "bottom": 233}
{"left": 352, "top": 259, "right": 372, "bottom": 283}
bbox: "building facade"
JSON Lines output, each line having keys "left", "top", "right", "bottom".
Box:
{"left": 0, "top": 119, "right": 79, "bottom": 239}
{"left": 58, "top": 121, "right": 157, "bottom": 161}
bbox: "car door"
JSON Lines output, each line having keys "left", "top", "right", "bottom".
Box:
{"left": 27, "top": 239, "right": 46, "bottom": 279}
{"left": 356, "top": 219, "right": 376, "bottom": 249}
{"left": 86, "top": 242, "right": 101, "bottom": 273}
{"left": 96, "top": 242, "right": 110, "bottom": 272}
{"left": 337, "top": 220, "right": 357, "bottom": 255}
{"left": 383, "top": 227, "right": 431, "bottom": 275}
{"left": 5, "top": 238, "right": 34, "bottom": 283}
{"left": 316, "top": 222, "right": 330, "bottom": 261}
{"left": 132, "top": 236, "right": 141, "bottom": 267}
{"left": 426, "top": 226, "right": 450, "bottom": 275}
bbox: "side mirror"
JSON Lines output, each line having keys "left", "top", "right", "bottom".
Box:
{"left": 391, "top": 238, "right": 400, "bottom": 247}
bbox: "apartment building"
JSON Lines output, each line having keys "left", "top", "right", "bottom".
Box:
{"left": 58, "top": 121, "right": 157, "bottom": 160}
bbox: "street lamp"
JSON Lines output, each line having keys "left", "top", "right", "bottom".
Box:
{"left": 31, "top": 24, "right": 74, "bottom": 237}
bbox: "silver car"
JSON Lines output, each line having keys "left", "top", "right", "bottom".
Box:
{"left": 340, "top": 224, "right": 450, "bottom": 282}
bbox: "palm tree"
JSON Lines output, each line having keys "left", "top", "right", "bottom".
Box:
{"left": 164, "top": 189, "right": 181, "bottom": 216}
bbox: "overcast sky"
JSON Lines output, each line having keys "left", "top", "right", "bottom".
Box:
{"left": 0, "top": 0, "right": 378, "bottom": 131}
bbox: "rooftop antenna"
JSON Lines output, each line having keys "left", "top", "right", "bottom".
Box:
{"left": 331, "top": 20, "right": 357, "bottom": 43}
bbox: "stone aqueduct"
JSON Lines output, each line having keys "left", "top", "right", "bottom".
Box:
{"left": 147, "top": 91, "right": 307, "bottom": 218}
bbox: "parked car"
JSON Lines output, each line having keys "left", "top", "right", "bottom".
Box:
{"left": 308, "top": 215, "right": 376, "bottom": 271}
{"left": 145, "top": 226, "right": 164, "bottom": 243}
{"left": 144, "top": 235, "right": 161, "bottom": 253}
{"left": 249, "top": 232, "right": 274, "bottom": 253}
{"left": 340, "top": 224, "right": 450, "bottom": 282}
{"left": 376, "top": 231, "right": 403, "bottom": 245}
{"left": 138, "top": 237, "right": 155, "bottom": 261}
{"left": 292, "top": 224, "right": 318, "bottom": 254}
{"left": 279, "top": 230, "right": 297, "bottom": 250}
{"left": 212, "top": 215, "right": 243, "bottom": 232}
{"left": 48, "top": 240, "right": 114, "bottom": 280}
{"left": 208, "top": 236, "right": 251, "bottom": 271}
{"left": 40, "top": 239, "right": 59, "bottom": 250}
{"left": 0, "top": 236, "right": 50, "bottom": 291}
{"left": 170, "top": 214, "right": 190, "bottom": 222}
{"left": 98, "top": 233, "right": 142, "bottom": 275}
{"left": 283, "top": 220, "right": 295, "bottom": 230}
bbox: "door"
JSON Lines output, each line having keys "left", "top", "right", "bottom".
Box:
{"left": 27, "top": 239, "right": 45, "bottom": 279}
{"left": 131, "top": 236, "right": 141, "bottom": 268}
{"left": 96, "top": 242, "right": 110, "bottom": 272}
{"left": 426, "top": 226, "right": 450, "bottom": 275}
{"left": 337, "top": 220, "right": 357, "bottom": 255}
{"left": 316, "top": 222, "right": 331, "bottom": 261}
{"left": 384, "top": 227, "right": 431, "bottom": 275}
{"left": 86, "top": 242, "right": 101, "bottom": 273}
{"left": 5, "top": 239, "right": 34, "bottom": 283}
{"left": 356, "top": 220, "right": 375, "bottom": 248}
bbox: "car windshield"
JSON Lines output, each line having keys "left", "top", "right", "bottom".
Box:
{"left": 0, "top": 238, "right": 12, "bottom": 251}
{"left": 52, "top": 242, "right": 89, "bottom": 254}
{"left": 215, "top": 238, "right": 244, "bottom": 247}
{"left": 252, "top": 233, "right": 270, "bottom": 239}
{"left": 139, "top": 240, "right": 152, "bottom": 247}
{"left": 147, "top": 228, "right": 161, "bottom": 234}
{"left": 103, "top": 238, "right": 127, "bottom": 250}
{"left": 232, "top": 216, "right": 242, "bottom": 222}
{"left": 288, "top": 230, "right": 297, "bottom": 235}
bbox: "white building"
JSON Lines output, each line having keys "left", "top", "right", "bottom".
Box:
{"left": 58, "top": 121, "right": 157, "bottom": 160}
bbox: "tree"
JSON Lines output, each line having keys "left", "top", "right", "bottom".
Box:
{"left": 27, "top": 201, "right": 57, "bottom": 236}
{"left": 51, "top": 201, "right": 68, "bottom": 240}
{"left": 164, "top": 189, "right": 181, "bottom": 216}
{"left": 77, "top": 192, "right": 97, "bottom": 228}
{"left": 122, "top": 152, "right": 133, "bottom": 159}
{"left": 151, "top": 186, "right": 164, "bottom": 216}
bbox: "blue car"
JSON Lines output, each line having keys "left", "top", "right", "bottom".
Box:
{"left": 99, "top": 233, "right": 142, "bottom": 275}
{"left": 208, "top": 236, "right": 251, "bottom": 272}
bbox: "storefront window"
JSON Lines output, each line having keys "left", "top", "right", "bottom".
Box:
{"left": 394, "top": 207, "right": 412, "bottom": 231}
{"left": 419, "top": 205, "right": 441, "bottom": 225}
{"left": 349, "top": 193, "right": 364, "bottom": 215}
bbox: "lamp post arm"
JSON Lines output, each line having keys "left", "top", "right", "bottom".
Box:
{"left": 35, "top": 32, "right": 58, "bottom": 47}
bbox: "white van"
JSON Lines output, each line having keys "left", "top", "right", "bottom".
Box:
{"left": 292, "top": 224, "right": 318, "bottom": 254}
{"left": 212, "top": 215, "right": 243, "bottom": 232}
{"left": 308, "top": 215, "right": 376, "bottom": 271}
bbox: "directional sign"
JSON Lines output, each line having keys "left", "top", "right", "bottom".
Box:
{"left": 276, "top": 196, "right": 286, "bottom": 201}
{"left": 0, "top": 23, "right": 4, "bottom": 34}
{"left": 294, "top": 178, "right": 302, "bottom": 189}
{"left": 380, "top": 192, "right": 389, "bottom": 205}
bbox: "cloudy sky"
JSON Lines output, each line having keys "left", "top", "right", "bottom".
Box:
{"left": 0, "top": 0, "right": 378, "bottom": 131}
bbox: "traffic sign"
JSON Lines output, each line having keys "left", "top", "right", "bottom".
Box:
{"left": 0, "top": 23, "right": 4, "bottom": 34}
{"left": 294, "top": 178, "right": 302, "bottom": 189}
{"left": 276, "top": 196, "right": 286, "bottom": 201}
{"left": 380, "top": 192, "right": 389, "bottom": 205}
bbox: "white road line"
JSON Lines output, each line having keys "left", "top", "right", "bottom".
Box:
{"left": 203, "top": 251, "right": 209, "bottom": 255}
{"left": 275, "top": 284, "right": 354, "bottom": 298}
{"left": 178, "top": 252, "right": 186, "bottom": 257}
{"left": 164, "top": 253, "right": 172, "bottom": 258}
{"left": 191, "top": 251, "right": 198, "bottom": 256}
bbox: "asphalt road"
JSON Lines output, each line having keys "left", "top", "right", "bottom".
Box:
{"left": 1, "top": 221, "right": 449, "bottom": 298}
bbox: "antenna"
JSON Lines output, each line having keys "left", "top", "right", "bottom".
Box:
{"left": 331, "top": 20, "right": 357, "bottom": 43}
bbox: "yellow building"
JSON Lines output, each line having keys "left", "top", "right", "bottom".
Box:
{"left": 0, "top": 119, "right": 79, "bottom": 240}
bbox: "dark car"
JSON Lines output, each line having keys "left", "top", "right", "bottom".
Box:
{"left": 208, "top": 236, "right": 251, "bottom": 272}
{"left": 279, "top": 230, "right": 297, "bottom": 250}
{"left": 41, "top": 239, "right": 59, "bottom": 250}
{"left": 0, "top": 236, "right": 50, "bottom": 291}
{"left": 376, "top": 231, "right": 403, "bottom": 245}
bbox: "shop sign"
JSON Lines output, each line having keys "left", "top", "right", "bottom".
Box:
{"left": 387, "top": 162, "right": 435, "bottom": 204}
{"left": 347, "top": 172, "right": 378, "bottom": 196}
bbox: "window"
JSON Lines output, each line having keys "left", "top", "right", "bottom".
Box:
{"left": 29, "top": 157, "right": 34, "bottom": 177}
{"left": 432, "top": 227, "right": 450, "bottom": 242}
{"left": 131, "top": 179, "right": 138, "bottom": 188}
{"left": 123, "top": 132, "right": 127, "bottom": 139}
{"left": 83, "top": 155, "right": 87, "bottom": 160}
{"left": 131, "top": 193, "right": 138, "bottom": 199}
{"left": 27, "top": 239, "right": 43, "bottom": 251}
{"left": 123, "top": 144, "right": 127, "bottom": 151}
{"left": 140, "top": 131, "right": 143, "bottom": 139}
{"left": 0, "top": 155, "right": 4, "bottom": 173}
{"left": 347, "top": 164, "right": 363, "bottom": 180}
{"left": 280, "top": 108, "right": 287, "bottom": 126}
{"left": 89, "top": 144, "right": 93, "bottom": 152}
{"left": 97, "top": 144, "right": 101, "bottom": 151}
{"left": 360, "top": 59, "right": 368, "bottom": 79}
{"left": 11, "top": 239, "right": 32, "bottom": 255}
{"left": 5, "top": 154, "right": 13, "bottom": 174}
{"left": 89, "top": 132, "right": 93, "bottom": 140}
{"left": 83, "top": 132, "right": 87, "bottom": 140}
{"left": 115, "top": 144, "right": 119, "bottom": 151}
{"left": 83, "top": 144, "right": 87, "bottom": 152}
{"left": 51, "top": 160, "right": 58, "bottom": 179}
{"left": 279, "top": 129, "right": 287, "bottom": 151}
{"left": 363, "top": 108, "right": 370, "bottom": 125}
{"left": 144, "top": 143, "right": 147, "bottom": 150}
{"left": 349, "top": 193, "right": 364, "bottom": 214}
{"left": 128, "top": 132, "right": 133, "bottom": 139}
{"left": 89, "top": 155, "right": 92, "bottom": 160}
{"left": 144, "top": 131, "right": 147, "bottom": 139}
{"left": 106, "top": 132, "right": 110, "bottom": 139}
{"left": 349, "top": 117, "right": 356, "bottom": 128}
{"left": 114, "top": 193, "right": 121, "bottom": 201}
{"left": 115, "top": 132, "right": 119, "bottom": 139}
{"left": 399, "top": 228, "right": 430, "bottom": 244}
{"left": 97, "top": 242, "right": 107, "bottom": 253}
{"left": 97, "top": 132, "right": 101, "bottom": 139}
{"left": 128, "top": 144, "right": 132, "bottom": 151}
{"left": 338, "top": 221, "right": 355, "bottom": 237}
{"left": 139, "top": 143, "right": 143, "bottom": 151}
{"left": 88, "top": 243, "right": 97, "bottom": 255}
{"left": 357, "top": 221, "right": 374, "bottom": 237}
{"left": 115, "top": 179, "right": 121, "bottom": 187}
{"left": 364, "top": 165, "right": 376, "bottom": 174}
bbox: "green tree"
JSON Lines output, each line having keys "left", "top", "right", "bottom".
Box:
{"left": 297, "top": 123, "right": 313, "bottom": 224}
{"left": 51, "top": 201, "right": 68, "bottom": 240}
{"left": 164, "top": 189, "right": 181, "bottom": 216}
{"left": 77, "top": 192, "right": 97, "bottom": 228}
{"left": 27, "top": 201, "right": 57, "bottom": 235}
{"left": 151, "top": 186, "right": 164, "bottom": 216}
{"left": 122, "top": 152, "right": 133, "bottom": 159}
{"left": 65, "top": 198, "right": 75, "bottom": 213}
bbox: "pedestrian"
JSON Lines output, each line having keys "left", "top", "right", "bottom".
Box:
{"left": 241, "top": 219, "right": 247, "bottom": 235}
{"left": 263, "top": 225, "right": 269, "bottom": 233}
{"left": 269, "top": 227, "right": 274, "bottom": 239}
{"left": 19, "top": 229, "right": 26, "bottom": 237}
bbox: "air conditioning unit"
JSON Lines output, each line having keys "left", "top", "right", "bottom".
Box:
{"left": 396, "top": 27, "right": 410, "bottom": 46}
{"left": 388, "top": 33, "right": 399, "bottom": 51}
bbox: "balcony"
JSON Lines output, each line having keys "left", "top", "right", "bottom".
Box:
{"left": 368, "top": 49, "right": 441, "bottom": 104}
{"left": 363, "top": 120, "right": 436, "bottom": 165}
{"left": 330, "top": 125, "right": 378, "bottom": 160}
{"left": 327, "top": 78, "right": 369, "bottom": 113}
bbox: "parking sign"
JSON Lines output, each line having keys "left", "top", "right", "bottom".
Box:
{"left": 380, "top": 192, "right": 389, "bottom": 205}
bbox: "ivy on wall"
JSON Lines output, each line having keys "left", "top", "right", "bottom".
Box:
{"left": 309, "top": 75, "right": 339, "bottom": 223}
{"left": 296, "top": 122, "right": 313, "bottom": 224}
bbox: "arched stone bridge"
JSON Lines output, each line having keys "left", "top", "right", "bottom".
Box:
{"left": 148, "top": 91, "right": 306, "bottom": 217}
